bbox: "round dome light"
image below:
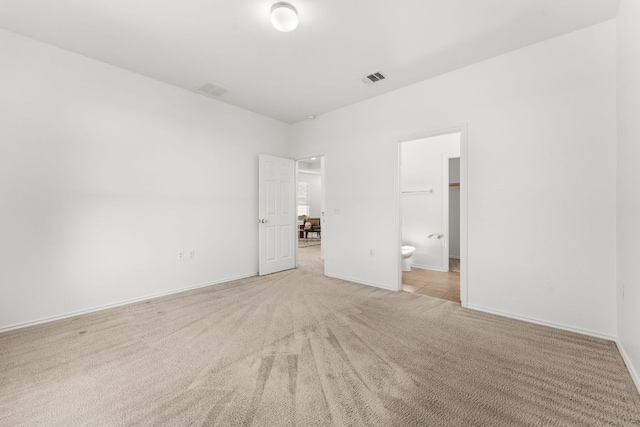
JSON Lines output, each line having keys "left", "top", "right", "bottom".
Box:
{"left": 271, "top": 2, "right": 298, "bottom": 32}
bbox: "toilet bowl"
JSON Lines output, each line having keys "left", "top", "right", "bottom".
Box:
{"left": 401, "top": 246, "right": 416, "bottom": 272}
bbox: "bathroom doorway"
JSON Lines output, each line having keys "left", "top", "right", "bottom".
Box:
{"left": 448, "top": 157, "right": 461, "bottom": 274}
{"left": 296, "top": 156, "right": 325, "bottom": 273}
{"left": 398, "top": 128, "right": 466, "bottom": 304}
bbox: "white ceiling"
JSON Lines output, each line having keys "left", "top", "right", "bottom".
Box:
{"left": 0, "top": 0, "right": 620, "bottom": 123}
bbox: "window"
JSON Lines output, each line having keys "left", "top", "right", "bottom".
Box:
{"left": 297, "top": 205, "right": 309, "bottom": 218}
{"left": 297, "top": 181, "right": 309, "bottom": 219}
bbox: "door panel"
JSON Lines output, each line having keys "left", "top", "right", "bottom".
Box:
{"left": 259, "top": 154, "right": 295, "bottom": 275}
{"left": 266, "top": 181, "right": 276, "bottom": 214}
{"left": 266, "top": 226, "right": 276, "bottom": 261}
{"left": 280, "top": 182, "right": 291, "bottom": 214}
{"left": 281, "top": 225, "right": 292, "bottom": 258}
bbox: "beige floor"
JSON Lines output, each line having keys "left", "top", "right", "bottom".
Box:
{"left": 1, "top": 246, "right": 639, "bottom": 426}
{"left": 402, "top": 259, "right": 461, "bottom": 302}
{"left": 298, "top": 237, "right": 321, "bottom": 248}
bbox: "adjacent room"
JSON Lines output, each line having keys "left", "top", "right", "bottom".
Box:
{"left": 297, "top": 157, "right": 322, "bottom": 248}
{"left": 297, "top": 156, "right": 323, "bottom": 269}
{"left": 400, "top": 132, "right": 461, "bottom": 302}
{"left": 1, "top": 0, "right": 640, "bottom": 425}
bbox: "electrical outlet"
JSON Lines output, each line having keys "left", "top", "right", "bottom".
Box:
{"left": 189, "top": 250, "right": 195, "bottom": 260}
{"left": 179, "top": 251, "right": 185, "bottom": 261}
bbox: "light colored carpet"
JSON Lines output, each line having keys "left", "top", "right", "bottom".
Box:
{"left": 1, "top": 245, "right": 639, "bottom": 426}
{"left": 298, "top": 237, "right": 321, "bottom": 248}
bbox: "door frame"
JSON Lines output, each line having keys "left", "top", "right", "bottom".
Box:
{"left": 442, "top": 156, "right": 450, "bottom": 274}
{"left": 294, "top": 154, "right": 327, "bottom": 275}
{"left": 396, "top": 125, "right": 469, "bottom": 306}
{"left": 442, "top": 155, "right": 461, "bottom": 275}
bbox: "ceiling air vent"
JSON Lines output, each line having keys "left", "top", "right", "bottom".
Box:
{"left": 362, "top": 71, "right": 387, "bottom": 84}
{"left": 197, "top": 82, "right": 228, "bottom": 98}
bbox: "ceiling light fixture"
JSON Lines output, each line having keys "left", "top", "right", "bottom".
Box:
{"left": 271, "top": 2, "right": 298, "bottom": 32}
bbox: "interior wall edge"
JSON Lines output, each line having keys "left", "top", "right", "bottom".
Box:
{"left": 0, "top": 272, "right": 257, "bottom": 334}
{"left": 411, "top": 264, "right": 450, "bottom": 273}
{"left": 617, "top": 340, "right": 640, "bottom": 394}
{"left": 466, "top": 304, "right": 617, "bottom": 342}
{"left": 325, "top": 273, "right": 397, "bottom": 292}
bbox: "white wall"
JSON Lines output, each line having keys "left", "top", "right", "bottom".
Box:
{"left": 401, "top": 133, "right": 460, "bottom": 270}
{"left": 449, "top": 158, "right": 461, "bottom": 259}
{"left": 616, "top": 0, "right": 640, "bottom": 390}
{"left": 0, "top": 29, "right": 289, "bottom": 330}
{"left": 449, "top": 158, "right": 461, "bottom": 184}
{"left": 297, "top": 172, "right": 321, "bottom": 218}
{"left": 290, "top": 21, "right": 617, "bottom": 337}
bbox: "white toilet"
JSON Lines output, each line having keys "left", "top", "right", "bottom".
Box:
{"left": 401, "top": 246, "right": 416, "bottom": 271}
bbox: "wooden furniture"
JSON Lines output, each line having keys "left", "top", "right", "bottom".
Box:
{"left": 301, "top": 218, "right": 321, "bottom": 239}
{"left": 304, "top": 229, "right": 321, "bottom": 239}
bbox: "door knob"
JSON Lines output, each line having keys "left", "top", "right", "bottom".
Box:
{"left": 428, "top": 234, "right": 444, "bottom": 239}
{"left": 259, "top": 219, "right": 268, "bottom": 224}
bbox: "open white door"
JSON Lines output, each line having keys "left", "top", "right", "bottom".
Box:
{"left": 259, "top": 154, "right": 296, "bottom": 275}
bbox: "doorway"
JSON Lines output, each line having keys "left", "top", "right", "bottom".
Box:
{"left": 398, "top": 128, "right": 466, "bottom": 304}
{"left": 296, "top": 156, "right": 325, "bottom": 273}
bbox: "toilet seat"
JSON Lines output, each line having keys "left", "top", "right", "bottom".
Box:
{"left": 401, "top": 246, "right": 416, "bottom": 257}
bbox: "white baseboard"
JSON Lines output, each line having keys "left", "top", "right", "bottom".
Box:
{"left": 412, "top": 263, "right": 448, "bottom": 273}
{"left": 466, "top": 304, "right": 617, "bottom": 341}
{"left": 326, "top": 273, "right": 397, "bottom": 292}
{"left": 0, "top": 272, "right": 257, "bottom": 334}
{"left": 616, "top": 340, "right": 640, "bottom": 394}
